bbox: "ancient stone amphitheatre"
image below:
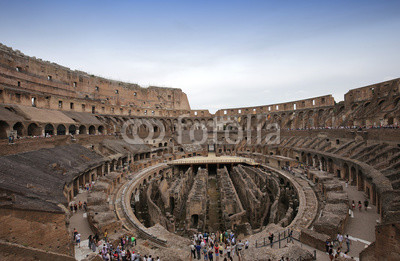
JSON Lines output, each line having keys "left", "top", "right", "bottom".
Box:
{"left": 0, "top": 43, "right": 399, "bottom": 260}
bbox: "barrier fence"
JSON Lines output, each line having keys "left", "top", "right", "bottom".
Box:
{"left": 255, "top": 229, "right": 317, "bottom": 260}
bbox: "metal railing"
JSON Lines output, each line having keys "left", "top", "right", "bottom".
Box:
{"left": 255, "top": 229, "right": 316, "bottom": 260}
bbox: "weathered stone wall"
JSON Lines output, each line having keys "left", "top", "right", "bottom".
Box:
{"left": 168, "top": 167, "right": 194, "bottom": 217}
{"left": 217, "top": 166, "right": 246, "bottom": 228}
{"left": 186, "top": 168, "right": 208, "bottom": 230}
{"left": 0, "top": 240, "right": 75, "bottom": 261}
{"left": 0, "top": 208, "right": 73, "bottom": 256}
{"left": 230, "top": 165, "right": 267, "bottom": 228}
{"left": 0, "top": 43, "right": 192, "bottom": 116}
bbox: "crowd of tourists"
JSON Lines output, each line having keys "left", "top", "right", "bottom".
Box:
{"left": 325, "top": 233, "right": 352, "bottom": 260}
{"left": 189, "top": 231, "right": 249, "bottom": 261}
{"left": 72, "top": 227, "right": 162, "bottom": 261}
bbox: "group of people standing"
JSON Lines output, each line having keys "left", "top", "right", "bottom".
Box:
{"left": 190, "top": 231, "right": 249, "bottom": 261}
{"left": 325, "top": 233, "right": 351, "bottom": 260}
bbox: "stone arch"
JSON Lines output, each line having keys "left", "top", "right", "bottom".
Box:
{"left": 0, "top": 121, "right": 10, "bottom": 139}
{"left": 27, "top": 123, "right": 41, "bottom": 136}
{"left": 313, "top": 154, "right": 319, "bottom": 168}
{"left": 321, "top": 157, "right": 327, "bottom": 171}
{"left": 350, "top": 166, "right": 357, "bottom": 186}
{"left": 306, "top": 153, "right": 312, "bottom": 165}
{"left": 98, "top": 125, "right": 105, "bottom": 134}
{"left": 69, "top": 125, "right": 77, "bottom": 135}
{"left": 57, "top": 124, "right": 66, "bottom": 135}
{"left": 44, "top": 124, "right": 54, "bottom": 136}
{"left": 343, "top": 163, "right": 349, "bottom": 180}
{"left": 89, "top": 125, "right": 96, "bottom": 135}
{"left": 12, "top": 122, "right": 24, "bottom": 136}
{"left": 357, "top": 169, "right": 364, "bottom": 191}
{"left": 79, "top": 125, "right": 87, "bottom": 134}
{"left": 327, "top": 158, "right": 333, "bottom": 173}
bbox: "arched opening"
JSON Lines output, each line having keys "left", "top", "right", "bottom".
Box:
{"left": 89, "top": 125, "right": 96, "bottom": 135}
{"left": 327, "top": 158, "right": 333, "bottom": 173}
{"left": 0, "top": 121, "right": 10, "bottom": 139}
{"left": 44, "top": 124, "right": 54, "bottom": 136}
{"left": 27, "top": 123, "right": 41, "bottom": 136}
{"left": 191, "top": 214, "right": 199, "bottom": 228}
{"left": 57, "top": 124, "right": 66, "bottom": 135}
{"left": 98, "top": 125, "right": 105, "bottom": 134}
{"left": 358, "top": 170, "right": 364, "bottom": 191}
{"left": 69, "top": 125, "right": 77, "bottom": 135}
{"left": 343, "top": 163, "right": 349, "bottom": 180}
{"left": 79, "top": 125, "right": 86, "bottom": 134}
{"left": 12, "top": 122, "right": 24, "bottom": 137}
{"left": 321, "top": 157, "right": 327, "bottom": 171}
{"left": 170, "top": 197, "right": 175, "bottom": 213}
{"left": 313, "top": 155, "right": 319, "bottom": 168}
{"left": 350, "top": 167, "right": 357, "bottom": 186}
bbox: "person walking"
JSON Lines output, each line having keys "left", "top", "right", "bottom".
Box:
{"left": 190, "top": 244, "right": 196, "bottom": 259}
{"left": 75, "top": 232, "right": 81, "bottom": 248}
{"left": 345, "top": 235, "right": 351, "bottom": 254}
{"left": 364, "top": 200, "right": 369, "bottom": 211}
{"left": 358, "top": 201, "right": 362, "bottom": 212}
{"left": 268, "top": 233, "right": 274, "bottom": 247}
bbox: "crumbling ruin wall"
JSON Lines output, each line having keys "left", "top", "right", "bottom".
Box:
{"left": 217, "top": 166, "right": 246, "bottom": 229}
{"left": 168, "top": 167, "right": 194, "bottom": 217}
{"left": 186, "top": 168, "right": 208, "bottom": 231}
{"left": 146, "top": 179, "right": 175, "bottom": 232}
{"left": 230, "top": 165, "right": 265, "bottom": 228}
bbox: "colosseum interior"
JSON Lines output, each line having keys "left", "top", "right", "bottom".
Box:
{"left": 0, "top": 42, "right": 399, "bottom": 261}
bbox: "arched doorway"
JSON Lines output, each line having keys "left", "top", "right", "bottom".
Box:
{"left": 13, "top": 122, "right": 24, "bottom": 137}
{"left": 0, "top": 121, "right": 10, "bottom": 139}
{"left": 69, "top": 125, "right": 77, "bottom": 135}
{"left": 27, "top": 123, "right": 41, "bottom": 136}
{"left": 79, "top": 125, "right": 86, "bottom": 134}
{"left": 57, "top": 124, "right": 66, "bottom": 135}
{"left": 89, "top": 125, "right": 96, "bottom": 135}
{"left": 350, "top": 167, "right": 357, "bottom": 186}
{"left": 98, "top": 125, "right": 105, "bottom": 134}
{"left": 44, "top": 124, "right": 54, "bottom": 136}
{"left": 343, "top": 163, "right": 349, "bottom": 180}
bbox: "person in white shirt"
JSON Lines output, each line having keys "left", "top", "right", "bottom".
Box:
{"left": 75, "top": 233, "right": 81, "bottom": 248}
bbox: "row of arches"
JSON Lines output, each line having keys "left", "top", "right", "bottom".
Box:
{"left": 0, "top": 120, "right": 106, "bottom": 139}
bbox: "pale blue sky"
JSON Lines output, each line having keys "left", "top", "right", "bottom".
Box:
{"left": 1, "top": 0, "right": 399, "bottom": 112}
